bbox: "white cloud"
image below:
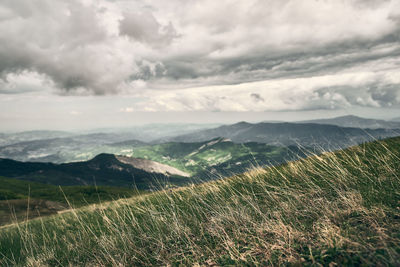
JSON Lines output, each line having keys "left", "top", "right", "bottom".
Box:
{"left": 0, "top": 71, "right": 53, "bottom": 94}
{"left": 134, "top": 69, "right": 400, "bottom": 112}
{"left": 119, "top": 107, "right": 134, "bottom": 113}
{"left": 69, "top": 110, "right": 82, "bottom": 116}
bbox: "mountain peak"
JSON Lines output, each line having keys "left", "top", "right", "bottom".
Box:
{"left": 337, "top": 115, "right": 362, "bottom": 119}
{"left": 89, "top": 153, "right": 118, "bottom": 163}
{"left": 233, "top": 121, "right": 252, "bottom": 126}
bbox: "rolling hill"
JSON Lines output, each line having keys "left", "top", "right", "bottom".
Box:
{"left": 0, "top": 154, "right": 190, "bottom": 189}
{"left": 0, "top": 130, "right": 73, "bottom": 147}
{"left": 0, "top": 137, "right": 398, "bottom": 266}
{"left": 0, "top": 135, "right": 146, "bottom": 163}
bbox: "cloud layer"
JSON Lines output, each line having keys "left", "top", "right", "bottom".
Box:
{"left": 0, "top": 0, "right": 399, "bottom": 111}
{"left": 133, "top": 67, "right": 400, "bottom": 112}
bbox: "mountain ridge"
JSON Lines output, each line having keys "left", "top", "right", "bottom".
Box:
{"left": 166, "top": 121, "right": 399, "bottom": 149}
{"left": 300, "top": 115, "right": 400, "bottom": 129}
{"left": 0, "top": 154, "right": 190, "bottom": 189}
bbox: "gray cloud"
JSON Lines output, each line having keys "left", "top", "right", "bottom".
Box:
{"left": 0, "top": 0, "right": 400, "bottom": 112}
{"left": 251, "top": 93, "right": 264, "bottom": 103}
{"left": 0, "top": 0, "right": 137, "bottom": 94}
{"left": 120, "top": 11, "right": 178, "bottom": 47}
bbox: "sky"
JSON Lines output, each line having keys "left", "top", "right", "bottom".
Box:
{"left": 0, "top": 0, "right": 400, "bottom": 131}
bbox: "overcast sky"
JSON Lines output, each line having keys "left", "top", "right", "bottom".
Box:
{"left": 1, "top": 0, "right": 400, "bottom": 131}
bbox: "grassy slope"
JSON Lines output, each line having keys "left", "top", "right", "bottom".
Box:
{"left": 0, "top": 177, "right": 142, "bottom": 226}
{"left": 0, "top": 177, "right": 140, "bottom": 205}
{"left": 0, "top": 137, "right": 399, "bottom": 266}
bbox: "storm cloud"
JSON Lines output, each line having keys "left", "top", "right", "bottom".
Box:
{"left": 0, "top": 0, "right": 399, "bottom": 111}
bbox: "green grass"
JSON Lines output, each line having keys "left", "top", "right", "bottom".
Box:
{"left": 0, "top": 177, "right": 141, "bottom": 207}
{"left": 0, "top": 177, "right": 142, "bottom": 226}
{"left": 0, "top": 137, "right": 399, "bottom": 266}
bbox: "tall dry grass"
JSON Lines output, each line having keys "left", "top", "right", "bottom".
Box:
{"left": 0, "top": 137, "right": 399, "bottom": 266}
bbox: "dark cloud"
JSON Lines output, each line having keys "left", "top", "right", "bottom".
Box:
{"left": 0, "top": 0, "right": 399, "bottom": 112}
{"left": 0, "top": 0, "right": 139, "bottom": 94}
{"left": 157, "top": 36, "right": 400, "bottom": 87}
{"left": 369, "top": 83, "right": 400, "bottom": 107}
{"left": 251, "top": 93, "right": 264, "bottom": 103}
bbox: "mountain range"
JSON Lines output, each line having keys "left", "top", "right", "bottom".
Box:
{"left": 391, "top": 117, "right": 400, "bottom": 122}
{"left": 166, "top": 121, "right": 399, "bottom": 149}
{"left": 1, "top": 116, "right": 399, "bottom": 164}
{"left": 0, "top": 135, "right": 147, "bottom": 163}
{"left": 300, "top": 115, "right": 400, "bottom": 129}
{"left": 0, "top": 123, "right": 219, "bottom": 147}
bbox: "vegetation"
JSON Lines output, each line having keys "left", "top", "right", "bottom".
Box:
{"left": 0, "top": 137, "right": 399, "bottom": 266}
{"left": 0, "top": 177, "right": 142, "bottom": 225}
{"left": 0, "top": 177, "right": 140, "bottom": 205}
{"left": 128, "top": 138, "right": 303, "bottom": 176}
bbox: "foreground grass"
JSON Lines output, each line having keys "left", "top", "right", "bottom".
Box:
{"left": 0, "top": 177, "right": 141, "bottom": 207}
{"left": 0, "top": 137, "right": 400, "bottom": 266}
{"left": 0, "top": 177, "right": 143, "bottom": 226}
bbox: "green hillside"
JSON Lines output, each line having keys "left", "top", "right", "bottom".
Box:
{"left": 128, "top": 138, "right": 304, "bottom": 176}
{"left": 0, "top": 176, "right": 140, "bottom": 206}
{"left": 0, "top": 177, "right": 142, "bottom": 226}
{"left": 0, "top": 154, "right": 190, "bottom": 189}
{"left": 0, "top": 137, "right": 399, "bottom": 266}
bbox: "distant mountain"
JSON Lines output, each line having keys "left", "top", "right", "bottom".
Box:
{"left": 81, "top": 123, "right": 221, "bottom": 142}
{"left": 300, "top": 115, "right": 400, "bottom": 129}
{"left": 167, "top": 121, "right": 400, "bottom": 150}
{"left": 110, "top": 139, "right": 148, "bottom": 147}
{"left": 0, "top": 124, "right": 221, "bottom": 163}
{"left": 0, "top": 136, "right": 147, "bottom": 163}
{"left": 0, "top": 130, "right": 73, "bottom": 146}
{"left": 0, "top": 124, "right": 220, "bottom": 146}
{"left": 391, "top": 117, "right": 400, "bottom": 122}
{"left": 0, "top": 154, "right": 190, "bottom": 189}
